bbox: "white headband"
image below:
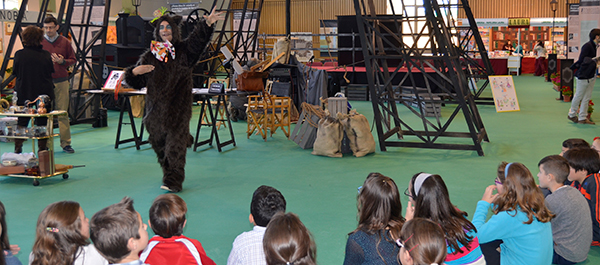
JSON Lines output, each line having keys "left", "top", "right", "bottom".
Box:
{"left": 414, "top": 173, "right": 432, "bottom": 196}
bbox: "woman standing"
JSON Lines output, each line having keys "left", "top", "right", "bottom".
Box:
{"left": 12, "top": 25, "right": 55, "bottom": 153}
{"left": 534, "top": 41, "right": 547, "bottom": 76}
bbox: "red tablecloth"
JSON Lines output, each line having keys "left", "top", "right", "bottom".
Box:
{"left": 475, "top": 58, "right": 508, "bottom": 75}
{"left": 521, "top": 57, "right": 536, "bottom": 74}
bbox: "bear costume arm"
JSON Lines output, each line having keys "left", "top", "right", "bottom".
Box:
{"left": 124, "top": 53, "right": 151, "bottom": 90}
{"left": 182, "top": 19, "right": 215, "bottom": 68}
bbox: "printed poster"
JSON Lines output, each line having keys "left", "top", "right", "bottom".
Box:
{"left": 489, "top": 75, "right": 520, "bottom": 112}
{"left": 103, "top": 70, "right": 124, "bottom": 90}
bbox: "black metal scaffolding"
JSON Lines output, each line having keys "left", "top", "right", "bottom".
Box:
{"left": 352, "top": 0, "right": 488, "bottom": 155}
{"left": 201, "top": 0, "right": 264, "bottom": 78}
{"left": 0, "top": 0, "right": 111, "bottom": 125}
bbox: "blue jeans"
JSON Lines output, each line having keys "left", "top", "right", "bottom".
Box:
{"left": 552, "top": 250, "right": 576, "bottom": 265}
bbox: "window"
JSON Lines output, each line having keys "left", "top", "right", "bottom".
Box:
{"left": 3, "top": 0, "right": 20, "bottom": 10}
{"left": 386, "top": 0, "right": 459, "bottom": 49}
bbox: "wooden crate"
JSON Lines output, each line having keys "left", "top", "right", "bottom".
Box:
{"left": 401, "top": 87, "right": 441, "bottom": 117}
{"left": 327, "top": 97, "right": 348, "bottom": 117}
{"left": 290, "top": 108, "right": 321, "bottom": 149}
{"left": 344, "top": 84, "right": 369, "bottom": 101}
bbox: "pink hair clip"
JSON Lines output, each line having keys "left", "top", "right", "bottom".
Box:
{"left": 46, "top": 227, "right": 59, "bottom": 233}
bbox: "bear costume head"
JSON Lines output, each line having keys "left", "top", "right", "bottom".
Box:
{"left": 152, "top": 14, "right": 183, "bottom": 44}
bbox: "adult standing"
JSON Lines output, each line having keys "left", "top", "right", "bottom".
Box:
{"left": 534, "top": 41, "right": 547, "bottom": 76}
{"left": 124, "top": 8, "right": 224, "bottom": 192}
{"left": 13, "top": 26, "right": 55, "bottom": 153}
{"left": 567, "top": 29, "right": 600, "bottom": 125}
{"left": 41, "top": 15, "right": 76, "bottom": 153}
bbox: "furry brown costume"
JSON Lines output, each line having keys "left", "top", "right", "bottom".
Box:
{"left": 124, "top": 15, "right": 214, "bottom": 192}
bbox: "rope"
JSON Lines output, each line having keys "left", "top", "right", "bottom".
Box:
{"left": 301, "top": 102, "right": 326, "bottom": 128}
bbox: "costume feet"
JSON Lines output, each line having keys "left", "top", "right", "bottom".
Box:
{"left": 160, "top": 185, "right": 182, "bottom": 193}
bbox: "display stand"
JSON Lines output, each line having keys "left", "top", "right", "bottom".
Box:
{"left": 0, "top": 110, "right": 70, "bottom": 186}
{"left": 193, "top": 90, "right": 236, "bottom": 152}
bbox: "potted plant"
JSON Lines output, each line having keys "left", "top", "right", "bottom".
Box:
{"left": 551, "top": 72, "right": 561, "bottom": 91}
{"left": 588, "top": 100, "right": 594, "bottom": 120}
{"left": 561, "top": 86, "right": 573, "bottom": 102}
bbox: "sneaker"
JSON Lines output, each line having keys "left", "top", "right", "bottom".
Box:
{"left": 567, "top": 115, "right": 578, "bottom": 123}
{"left": 160, "top": 185, "right": 181, "bottom": 193}
{"left": 578, "top": 119, "right": 596, "bottom": 125}
{"left": 63, "top": 145, "right": 75, "bottom": 153}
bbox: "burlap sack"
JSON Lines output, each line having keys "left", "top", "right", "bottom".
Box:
{"left": 311, "top": 115, "right": 343, "bottom": 158}
{"left": 337, "top": 110, "right": 375, "bottom": 157}
{"left": 272, "top": 37, "right": 291, "bottom": 64}
{"left": 129, "top": 95, "right": 145, "bottom": 118}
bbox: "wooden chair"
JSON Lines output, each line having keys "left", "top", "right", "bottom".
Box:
{"left": 246, "top": 80, "right": 291, "bottom": 140}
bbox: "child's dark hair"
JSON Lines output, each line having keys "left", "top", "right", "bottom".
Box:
{"left": 90, "top": 197, "right": 140, "bottom": 264}
{"left": 149, "top": 194, "right": 186, "bottom": 238}
{"left": 564, "top": 148, "right": 600, "bottom": 175}
{"left": 538, "top": 155, "right": 570, "bottom": 184}
{"left": 263, "top": 212, "right": 316, "bottom": 265}
{"left": 30, "top": 201, "right": 89, "bottom": 265}
{"left": 562, "top": 138, "right": 590, "bottom": 149}
{"left": 496, "top": 162, "right": 508, "bottom": 184}
{"left": 251, "top": 185, "right": 286, "bottom": 227}
{"left": 397, "top": 218, "right": 447, "bottom": 265}
{"left": 494, "top": 162, "right": 554, "bottom": 224}
{"left": 0, "top": 201, "right": 10, "bottom": 265}
{"left": 355, "top": 173, "right": 405, "bottom": 236}
{"left": 409, "top": 173, "right": 476, "bottom": 255}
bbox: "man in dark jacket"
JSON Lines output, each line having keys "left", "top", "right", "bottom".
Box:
{"left": 124, "top": 8, "right": 224, "bottom": 192}
{"left": 568, "top": 28, "right": 600, "bottom": 125}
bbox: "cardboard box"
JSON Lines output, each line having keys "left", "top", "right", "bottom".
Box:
{"left": 0, "top": 165, "right": 25, "bottom": 175}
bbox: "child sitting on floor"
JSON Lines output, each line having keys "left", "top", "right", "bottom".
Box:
{"left": 343, "top": 173, "right": 404, "bottom": 265}
{"left": 1, "top": 201, "right": 21, "bottom": 265}
{"left": 564, "top": 148, "right": 600, "bottom": 246}
{"left": 228, "top": 185, "right": 286, "bottom": 265}
{"left": 90, "top": 197, "right": 148, "bottom": 265}
{"left": 394, "top": 218, "right": 447, "bottom": 265}
{"left": 140, "top": 194, "right": 216, "bottom": 265}
{"left": 29, "top": 201, "right": 107, "bottom": 265}
{"left": 538, "top": 155, "right": 592, "bottom": 264}
{"left": 560, "top": 138, "right": 590, "bottom": 156}
{"left": 405, "top": 173, "right": 485, "bottom": 265}
{"left": 263, "top": 212, "right": 316, "bottom": 265}
{"left": 473, "top": 162, "right": 554, "bottom": 265}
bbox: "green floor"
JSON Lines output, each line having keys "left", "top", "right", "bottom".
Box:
{"left": 2, "top": 74, "right": 600, "bottom": 264}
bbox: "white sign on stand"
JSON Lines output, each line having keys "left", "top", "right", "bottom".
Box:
{"left": 489, "top": 75, "right": 520, "bottom": 112}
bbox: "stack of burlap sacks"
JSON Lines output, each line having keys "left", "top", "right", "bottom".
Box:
{"left": 312, "top": 109, "right": 375, "bottom": 158}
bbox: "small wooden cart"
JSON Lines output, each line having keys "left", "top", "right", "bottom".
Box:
{"left": 0, "top": 110, "right": 71, "bottom": 186}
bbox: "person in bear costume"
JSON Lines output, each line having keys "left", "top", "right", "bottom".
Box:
{"left": 124, "top": 8, "right": 224, "bottom": 192}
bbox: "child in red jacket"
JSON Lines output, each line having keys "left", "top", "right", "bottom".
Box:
{"left": 140, "top": 194, "right": 216, "bottom": 265}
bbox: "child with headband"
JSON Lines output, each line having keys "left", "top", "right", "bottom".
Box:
{"left": 405, "top": 173, "right": 485, "bottom": 265}
{"left": 395, "top": 218, "right": 446, "bottom": 265}
{"left": 472, "top": 162, "right": 553, "bottom": 265}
